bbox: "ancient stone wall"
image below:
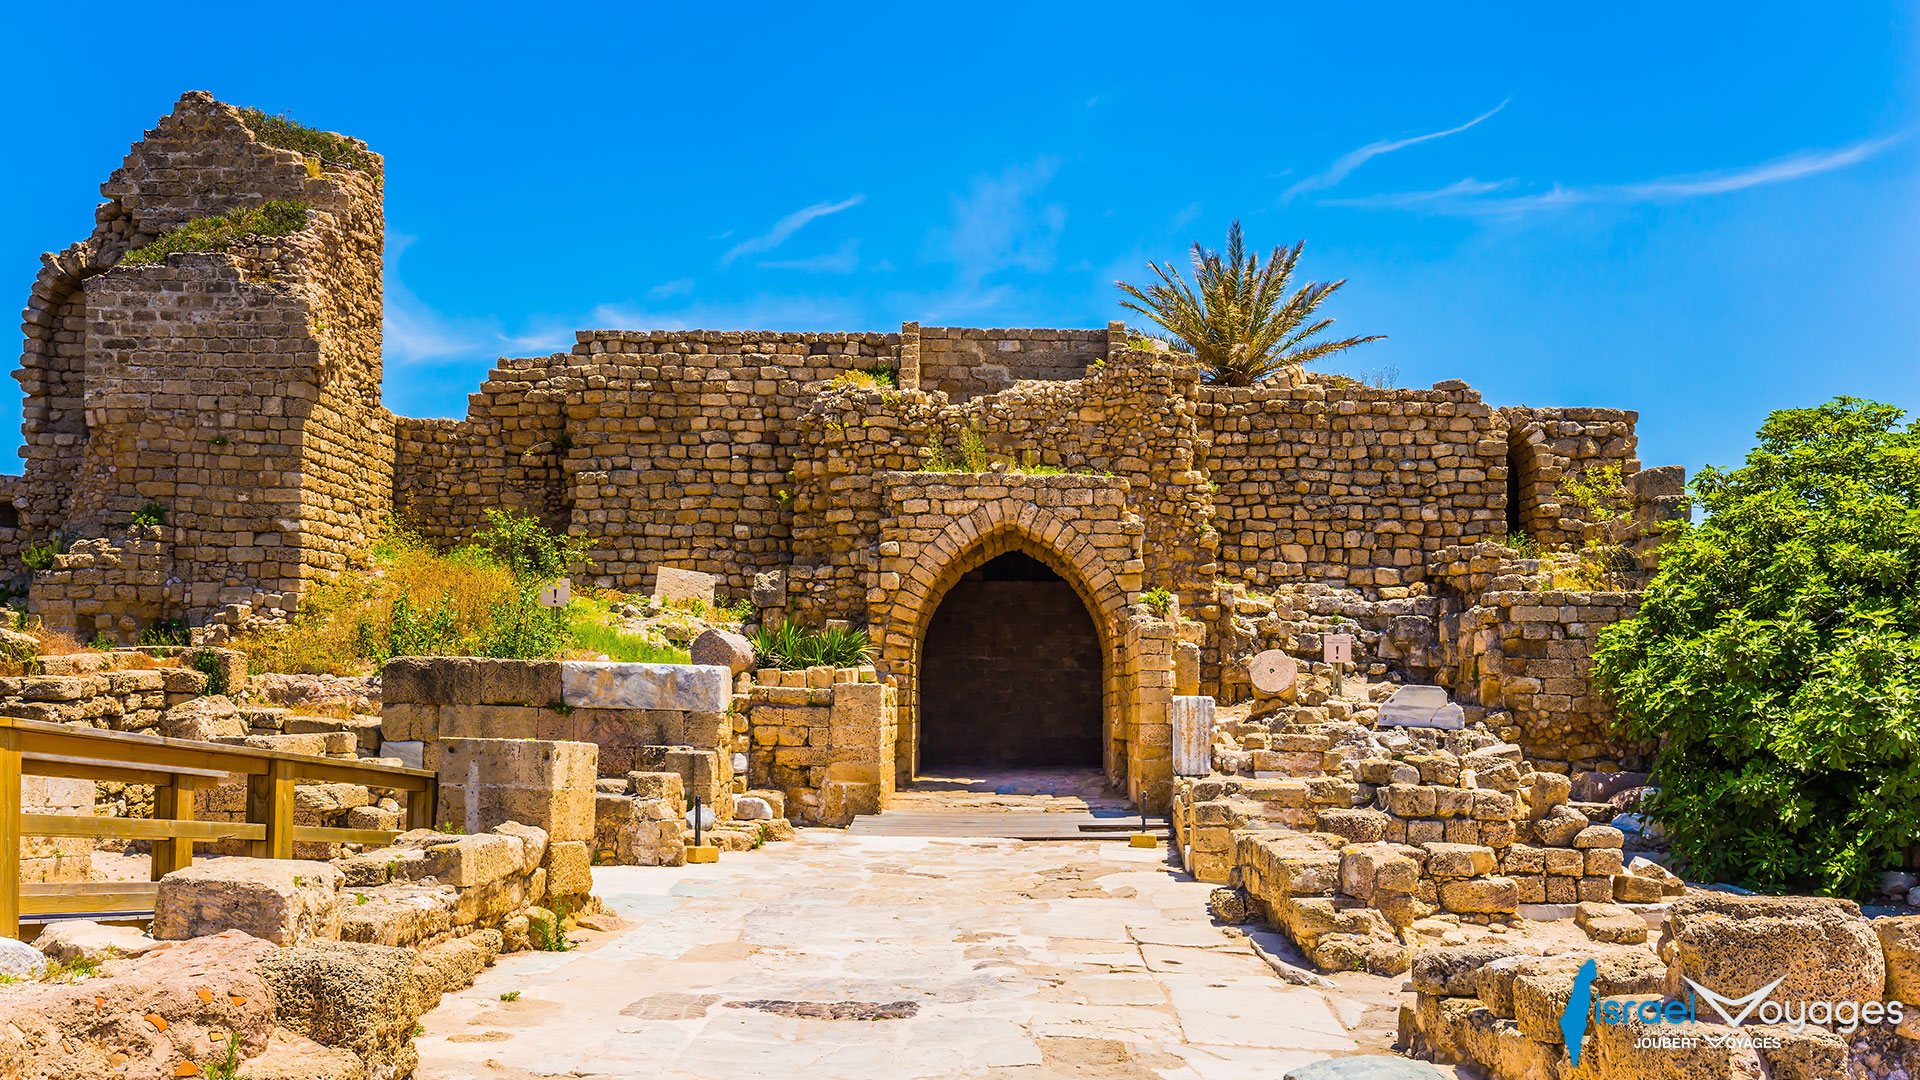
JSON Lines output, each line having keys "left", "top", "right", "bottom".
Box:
{"left": 392, "top": 353, "right": 573, "bottom": 541}
{"left": 13, "top": 91, "right": 390, "bottom": 623}
{"left": 1199, "top": 380, "right": 1508, "bottom": 591}
{"left": 744, "top": 665, "right": 897, "bottom": 824}
{"left": 1498, "top": 405, "right": 1640, "bottom": 548}
{"left": 913, "top": 325, "right": 1108, "bottom": 401}
{"left": 378, "top": 656, "right": 741, "bottom": 813}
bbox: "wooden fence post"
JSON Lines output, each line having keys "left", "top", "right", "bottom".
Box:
{"left": 150, "top": 781, "right": 196, "bottom": 879}
{"left": 407, "top": 780, "right": 437, "bottom": 833}
{"left": 0, "top": 728, "right": 20, "bottom": 940}
{"left": 247, "top": 760, "right": 295, "bottom": 860}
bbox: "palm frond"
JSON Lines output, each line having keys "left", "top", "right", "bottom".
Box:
{"left": 1114, "top": 221, "right": 1382, "bottom": 385}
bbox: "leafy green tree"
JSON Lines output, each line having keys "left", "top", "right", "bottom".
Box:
{"left": 1116, "top": 221, "right": 1382, "bottom": 386}
{"left": 1593, "top": 398, "right": 1920, "bottom": 898}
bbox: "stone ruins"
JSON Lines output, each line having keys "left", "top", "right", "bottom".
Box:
{"left": 12, "top": 92, "right": 1910, "bottom": 1080}
{"left": 8, "top": 92, "right": 1685, "bottom": 819}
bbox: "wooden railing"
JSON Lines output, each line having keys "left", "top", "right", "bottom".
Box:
{"left": 2, "top": 716, "right": 437, "bottom": 938}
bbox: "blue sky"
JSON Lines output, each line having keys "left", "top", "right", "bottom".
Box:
{"left": 2, "top": 3, "right": 1914, "bottom": 480}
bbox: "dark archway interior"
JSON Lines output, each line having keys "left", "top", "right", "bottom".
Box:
{"left": 919, "top": 551, "right": 1103, "bottom": 770}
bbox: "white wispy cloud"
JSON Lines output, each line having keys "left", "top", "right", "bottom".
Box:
{"left": 934, "top": 158, "right": 1068, "bottom": 283}
{"left": 721, "top": 195, "right": 866, "bottom": 266}
{"left": 383, "top": 235, "right": 576, "bottom": 367}
{"left": 648, "top": 278, "right": 694, "bottom": 299}
{"left": 1326, "top": 133, "right": 1907, "bottom": 217}
{"left": 1285, "top": 99, "right": 1509, "bottom": 201}
{"left": 760, "top": 239, "right": 860, "bottom": 273}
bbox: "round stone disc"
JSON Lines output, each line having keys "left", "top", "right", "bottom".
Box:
{"left": 1248, "top": 650, "right": 1297, "bottom": 694}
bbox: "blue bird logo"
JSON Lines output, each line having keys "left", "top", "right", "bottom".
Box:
{"left": 1561, "top": 957, "right": 1598, "bottom": 1066}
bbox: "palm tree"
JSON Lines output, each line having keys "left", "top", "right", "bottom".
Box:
{"left": 1116, "top": 221, "right": 1383, "bottom": 386}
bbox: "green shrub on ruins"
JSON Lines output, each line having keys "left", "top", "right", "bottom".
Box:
{"left": 237, "top": 510, "right": 682, "bottom": 674}
{"left": 236, "top": 107, "right": 378, "bottom": 174}
{"left": 21, "top": 532, "right": 64, "bottom": 572}
{"left": 1593, "top": 398, "right": 1920, "bottom": 899}
{"left": 120, "top": 201, "right": 309, "bottom": 267}
{"left": 748, "top": 620, "right": 873, "bottom": 670}
{"left": 130, "top": 502, "right": 167, "bottom": 527}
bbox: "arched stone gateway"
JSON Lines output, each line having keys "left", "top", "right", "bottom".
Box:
{"left": 870, "top": 475, "right": 1177, "bottom": 809}
{"left": 919, "top": 550, "right": 1103, "bottom": 769}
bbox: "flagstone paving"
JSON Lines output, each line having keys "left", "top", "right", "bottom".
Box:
{"left": 414, "top": 828, "right": 1445, "bottom": 1079}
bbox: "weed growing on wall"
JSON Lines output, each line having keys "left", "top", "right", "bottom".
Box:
{"left": 121, "top": 201, "right": 309, "bottom": 267}
{"left": 237, "top": 107, "right": 379, "bottom": 174}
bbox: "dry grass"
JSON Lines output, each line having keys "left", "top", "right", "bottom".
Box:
{"left": 235, "top": 538, "right": 519, "bottom": 676}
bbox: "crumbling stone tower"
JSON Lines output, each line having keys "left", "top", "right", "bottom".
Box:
{"left": 8, "top": 92, "right": 391, "bottom": 632}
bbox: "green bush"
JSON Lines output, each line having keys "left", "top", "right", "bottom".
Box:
{"left": 131, "top": 502, "right": 167, "bottom": 527}
{"left": 748, "top": 620, "right": 873, "bottom": 670}
{"left": 21, "top": 533, "right": 63, "bottom": 572}
{"left": 1593, "top": 398, "right": 1920, "bottom": 898}
{"left": 472, "top": 509, "right": 591, "bottom": 586}
{"left": 1141, "top": 587, "right": 1175, "bottom": 617}
{"left": 138, "top": 618, "right": 190, "bottom": 647}
{"left": 121, "top": 201, "right": 309, "bottom": 267}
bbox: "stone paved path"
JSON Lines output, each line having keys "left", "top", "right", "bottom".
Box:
{"left": 415, "top": 828, "right": 1413, "bottom": 1079}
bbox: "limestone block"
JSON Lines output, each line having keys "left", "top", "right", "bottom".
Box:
{"left": 689, "top": 629, "right": 755, "bottom": 674}
{"left": 560, "top": 661, "right": 731, "bottom": 711}
{"left": 1875, "top": 915, "right": 1920, "bottom": 1003}
{"left": 1523, "top": 771, "right": 1572, "bottom": 816}
{"left": 653, "top": 565, "right": 715, "bottom": 606}
{"left": 1382, "top": 783, "right": 1437, "bottom": 817}
{"left": 1512, "top": 950, "right": 1664, "bottom": 1042}
{"left": 1339, "top": 843, "right": 1420, "bottom": 901}
{"left": 1271, "top": 850, "right": 1343, "bottom": 897}
{"left": 1421, "top": 843, "right": 1496, "bottom": 879}
{"left": 339, "top": 884, "right": 457, "bottom": 947}
{"left": 542, "top": 841, "right": 593, "bottom": 903}
{"left": 615, "top": 818, "right": 686, "bottom": 866}
{"left": 1626, "top": 855, "right": 1686, "bottom": 895}
{"left": 1314, "top": 808, "right": 1389, "bottom": 844}
{"left": 1660, "top": 894, "right": 1885, "bottom": 1007}
{"left": 733, "top": 795, "right": 773, "bottom": 820}
{"left": 30, "top": 920, "right": 161, "bottom": 965}
{"left": 1438, "top": 876, "right": 1518, "bottom": 915}
{"left": 161, "top": 694, "right": 244, "bottom": 740}
{"left": 1573, "top": 824, "right": 1624, "bottom": 848}
{"left": 256, "top": 940, "right": 428, "bottom": 1079}
{"left": 408, "top": 833, "right": 529, "bottom": 888}
{"left": 294, "top": 783, "right": 374, "bottom": 815}
{"left": 436, "top": 738, "right": 598, "bottom": 842}
{"left": 382, "top": 657, "right": 561, "bottom": 707}
{"left": 0, "top": 931, "right": 277, "bottom": 1080}
{"left": 1173, "top": 641, "right": 1201, "bottom": 697}
{"left": 1611, "top": 871, "right": 1665, "bottom": 904}
{"left": 154, "top": 858, "right": 344, "bottom": 945}
{"left": 1409, "top": 941, "right": 1532, "bottom": 996}
{"left": 1584, "top": 848, "right": 1624, "bottom": 877}
{"left": 1533, "top": 804, "right": 1588, "bottom": 847}
{"left": 1542, "top": 847, "right": 1585, "bottom": 876}
{"left": 628, "top": 771, "right": 685, "bottom": 803}
{"left": 1575, "top": 901, "right": 1648, "bottom": 944}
